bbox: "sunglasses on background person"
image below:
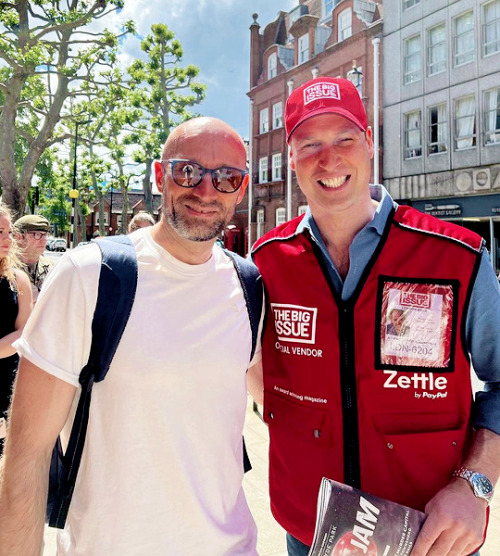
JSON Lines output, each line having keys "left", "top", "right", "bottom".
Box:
{"left": 163, "top": 159, "right": 248, "bottom": 194}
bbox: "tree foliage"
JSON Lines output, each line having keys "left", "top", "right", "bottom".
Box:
{"left": 0, "top": 0, "right": 134, "bottom": 217}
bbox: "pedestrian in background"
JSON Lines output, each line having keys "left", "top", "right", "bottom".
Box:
{"left": 0, "top": 204, "right": 32, "bottom": 457}
{"left": 14, "top": 214, "right": 54, "bottom": 303}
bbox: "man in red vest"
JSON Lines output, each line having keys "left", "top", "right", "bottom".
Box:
{"left": 249, "top": 76, "right": 500, "bottom": 556}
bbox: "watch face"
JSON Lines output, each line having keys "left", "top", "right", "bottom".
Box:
{"left": 471, "top": 473, "right": 494, "bottom": 499}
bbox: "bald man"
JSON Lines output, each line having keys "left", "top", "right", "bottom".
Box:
{"left": 0, "top": 118, "right": 259, "bottom": 556}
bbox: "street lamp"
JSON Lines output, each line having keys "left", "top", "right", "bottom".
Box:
{"left": 71, "top": 119, "right": 91, "bottom": 246}
{"left": 346, "top": 60, "right": 363, "bottom": 94}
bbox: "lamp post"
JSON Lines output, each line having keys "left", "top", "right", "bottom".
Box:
{"left": 70, "top": 119, "right": 91, "bottom": 247}
{"left": 346, "top": 60, "right": 363, "bottom": 93}
{"left": 286, "top": 78, "right": 294, "bottom": 221}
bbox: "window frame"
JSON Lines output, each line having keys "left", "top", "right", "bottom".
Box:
{"left": 454, "top": 95, "right": 477, "bottom": 150}
{"left": 298, "top": 33, "right": 310, "bottom": 64}
{"left": 338, "top": 8, "right": 352, "bottom": 42}
{"left": 483, "top": 0, "right": 500, "bottom": 57}
{"left": 272, "top": 153, "right": 282, "bottom": 182}
{"left": 453, "top": 11, "right": 475, "bottom": 67}
{"left": 483, "top": 87, "right": 500, "bottom": 145}
{"left": 256, "top": 208, "right": 265, "bottom": 239}
{"left": 403, "top": 0, "right": 420, "bottom": 11}
{"left": 403, "top": 34, "right": 422, "bottom": 85}
{"left": 298, "top": 205, "right": 308, "bottom": 216}
{"left": 272, "top": 102, "right": 283, "bottom": 129}
{"left": 275, "top": 207, "right": 286, "bottom": 227}
{"left": 259, "top": 157, "right": 268, "bottom": 183}
{"left": 404, "top": 110, "right": 423, "bottom": 159}
{"left": 268, "top": 52, "right": 278, "bottom": 80}
{"left": 259, "top": 108, "right": 269, "bottom": 134}
{"left": 428, "top": 103, "right": 448, "bottom": 155}
{"left": 427, "top": 23, "right": 447, "bottom": 76}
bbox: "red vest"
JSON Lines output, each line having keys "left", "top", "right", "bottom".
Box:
{"left": 252, "top": 205, "right": 484, "bottom": 546}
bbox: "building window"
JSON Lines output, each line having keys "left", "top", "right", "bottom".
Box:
{"left": 259, "top": 108, "right": 269, "bottom": 134}
{"left": 95, "top": 211, "right": 109, "bottom": 226}
{"left": 427, "top": 24, "right": 447, "bottom": 75}
{"left": 455, "top": 96, "right": 476, "bottom": 150}
{"left": 403, "top": 0, "right": 420, "bottom": 10}
{"left": 298, "top": 205, "right": 308, "bottom": 216}
{"left": 259, "top": 157, "right": 268, "bottom": 183}
{"left": 272, "top": 102, "right": 283, "bottom": 129}
{"left": 404, "top": 35, "right": 422, "bottom": 84}
{"left": 324, "top": 0, "right": 334, "bottom": 18}
{"left": 454, "top": 11, "right": 475, "bottom": 66}
{"left": 276, "top": 207, "right": 286, "bottom": 227}
{"left": 268, "top": 52, "right": 277, "bottom": 79}
{"left": 484, "top": 88, "right": 500, "bottom": 144}
{"left": 404, "top": 111, "right": 422, "bottom": 159}
{"left": 428, "top": 104, "right": 448, "bottom": 154}
{"left": 272, "top": 153, "right": 282, "bottom": 181}
{"left": 483, "top": 0, "right": 500, "bottom": 56}
{"left": 256, "top": 209, "right": 265, "bottom": 239}
{"left": 338, "top": 9, "right": 352, "bottom": 42}
{"left": 298, "top": 33, "right": 309, "bottom": 64}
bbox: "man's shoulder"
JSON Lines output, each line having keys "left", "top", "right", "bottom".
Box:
{"left": 252, "top": 214, "right": 305, "bottom": 254}
{"left": 394, "top": 205, "right": 484, "bottom": 253}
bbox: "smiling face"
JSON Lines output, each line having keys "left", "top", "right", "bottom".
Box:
{"left": 290, "top": 113, "right": 374, "bottom": 219}
{"left": 155, "top": 118, "right": 248, "bottom": 243}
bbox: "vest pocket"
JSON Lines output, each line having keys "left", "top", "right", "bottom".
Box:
{"left": 370, "top": 411, "right": 468, "bottom": 510}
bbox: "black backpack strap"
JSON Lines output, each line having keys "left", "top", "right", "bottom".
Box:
{"left": 224, "top": 250, "right": 263, "bottom": 474}
{"left": 224, "top": 250, "right": 263, "bottom": 362}
{"left": 47, "top": 236, "right": 138, "bottom": 528}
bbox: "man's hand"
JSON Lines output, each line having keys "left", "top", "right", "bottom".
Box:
{"left": 411, "top": 478, "right": 487, "bottom": 556}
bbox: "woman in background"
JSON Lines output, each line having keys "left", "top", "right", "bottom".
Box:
{"left": 0, "top": 204, "right": 32, "bottom": 456}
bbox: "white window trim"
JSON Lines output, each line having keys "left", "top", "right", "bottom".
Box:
{"left": 276, "top": 207, "right": 286, "bottom": 227}
{"left": 403, "top": 0, "right": 420, "bottom": 11}
{"left": 428, "top": 103, "right": 448, "bottom": 155}
{"left": 272, "top": 153, "right": 282, "bottom": 182}
{"left": 427, "top": 23, "right": 447, "bottom": 76}
{"left": 268, "top": 52, "right": 277, "bottom": 80}
{"left": 298, "top": 205, "right": 308, "bottom": 216}
{"left": 453, "top": 11, "right": 475, "bottom": 67}
{"left": 454, "top": 95, "right": 477, "bottom": 150}
{"left": 338, "top": 8, "right": 352, "bottom": 42}
{"left": 483, "top": 87, "right": 500, "bottom": 145}
{"left": 483, "top": 0, "right": 500, "bottom": 57}
{"left": 256, "top": 209, "right": 265, "bottom": 239}
{"left": 259, "top": 157, "right": 268, "bottom": 183}
{"left": 259, "top": 108, "right": 269, "bottom": 134}
{"left": 298, "top": 33, "right": 310, "bottom": 64}
{"left": 404, "top": 110, "right": 422, "bottom": 159}
{"left": 272, "top": 102, "right": 283, "bottom": 129}
{"left": 403, "top": 34, "right": 422, "bottom": 85}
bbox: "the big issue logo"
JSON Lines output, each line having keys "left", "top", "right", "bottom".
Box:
{"left": 271, "top": 303, "right": 323, "bottom": 358}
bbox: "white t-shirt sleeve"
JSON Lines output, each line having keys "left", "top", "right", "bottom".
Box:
{"left": 14, "top": 245, "right": 101, "bottom": 387}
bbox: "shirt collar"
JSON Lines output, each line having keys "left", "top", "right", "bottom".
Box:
{"left": 297, "top": 184, "right": 396, "bottom": 239}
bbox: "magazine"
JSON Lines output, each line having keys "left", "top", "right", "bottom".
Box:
{"left": 308, "top": 478, "right": 427, "bottom": 556}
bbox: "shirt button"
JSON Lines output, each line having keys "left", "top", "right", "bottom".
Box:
{"left": 314, "top": 429, "right": 321, "bottom": 438}
{"left": 387, "top": 442, "right": 394, "bottom": 449}
{"left": 269, "top": 412, "right": 274, "bottom": 419}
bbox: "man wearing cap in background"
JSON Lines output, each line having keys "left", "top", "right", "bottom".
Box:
{"left": 14, "top": 215, "right": 54, "bottom": 302}
{"left": 248, "top": 77, "right": 500, "bottom": 556}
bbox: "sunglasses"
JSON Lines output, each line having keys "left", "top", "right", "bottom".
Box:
{"left": 163, "top": 159, "right": 247, "bottom": 194}
{"left": 26, "top": 231, "right": 48, "bottom": 240}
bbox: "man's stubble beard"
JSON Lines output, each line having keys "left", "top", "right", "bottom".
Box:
{"left": 164, "top": 194, "right": 233, "bottom": 242}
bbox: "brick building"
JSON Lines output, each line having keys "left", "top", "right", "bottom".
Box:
{"left": 247, "top": 0, "right": 383, "bottom": 246}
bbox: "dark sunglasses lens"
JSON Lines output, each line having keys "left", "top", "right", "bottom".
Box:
{"left": 213, "top": 167, "right": 243, "bottom": 193}
{"left": 173, "top": 161, "right": 203, "bottom": 187}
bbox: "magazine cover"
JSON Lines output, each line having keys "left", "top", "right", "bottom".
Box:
{"left": 308, "top": 478, "right": 427, "bottom": 556}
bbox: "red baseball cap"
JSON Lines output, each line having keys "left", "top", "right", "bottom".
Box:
{"left": 285, "top": 77, "right": 368, "bottom": 142}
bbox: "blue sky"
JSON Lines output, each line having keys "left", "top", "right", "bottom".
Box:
{"left": 116, "top": 0, "right": 296, "bottom": 139}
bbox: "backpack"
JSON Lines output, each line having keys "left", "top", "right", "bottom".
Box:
{"left": 47, "top": 236, "right": 263, "bottom": 529}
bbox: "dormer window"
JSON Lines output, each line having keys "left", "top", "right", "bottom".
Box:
{"left": 324, "top": 0, "right": 334, "bottom": 18}
{"left": 268, "top": 52, "right": 277, "bottom": 79}
{"left": 298, "top": 33, "right": 310, "bottom": 64}
{"left": 338, "top": 8, "right": 352, "bottom": 42}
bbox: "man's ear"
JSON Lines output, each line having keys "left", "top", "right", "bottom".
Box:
{"left": 154, "top": 160, "right": 165, "bottom": 193}
{"left": 235, "top": 173, "right": 249, "bottom": 205}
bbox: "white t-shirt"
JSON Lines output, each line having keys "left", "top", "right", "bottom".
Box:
{"left": 16, "top": 229, "right": 260, "bottom": 556}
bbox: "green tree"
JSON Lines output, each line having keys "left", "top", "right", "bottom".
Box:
{"left": 0, "top": 0, "right": 134, "bottom": 217}
{"left": 127, "top": 23, "right": 206, "bottom": 213}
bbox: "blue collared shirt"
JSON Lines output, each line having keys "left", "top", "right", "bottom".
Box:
{"left": 298, "top": 185, "right": 500, "bottom": 434}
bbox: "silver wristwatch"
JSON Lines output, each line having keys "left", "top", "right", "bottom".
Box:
{"left": 452, "top": 467, "right": 494, "bottom": 505}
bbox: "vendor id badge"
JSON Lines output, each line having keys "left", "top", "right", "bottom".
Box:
{"left": 377, "top": 279, "right": 457, "bottom": 371}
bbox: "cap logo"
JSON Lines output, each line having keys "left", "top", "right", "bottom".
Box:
{"left": 303, "top": 82, "right": 341, "bottom": 105}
